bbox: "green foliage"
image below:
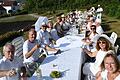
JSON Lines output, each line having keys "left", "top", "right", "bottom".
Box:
{"left": 23, "top": 0, "right": 120, "bottom": 19}
{"left": 0, "top": 31, "right": 23, "bottom": 46}
{"left": 104, "top": 3, "right": 120, "bottom": 18}
{"left": 50, "top": 71, "right": 62, "bottom": 78}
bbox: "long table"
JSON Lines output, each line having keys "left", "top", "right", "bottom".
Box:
{"left": 29, "top": 35, "right": 86, "bottom": 80}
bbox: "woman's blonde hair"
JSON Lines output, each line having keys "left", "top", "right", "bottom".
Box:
{"left": 101, "top": 51, "right": 120, "bottom": 73}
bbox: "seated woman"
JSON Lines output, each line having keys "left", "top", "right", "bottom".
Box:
{"left": 47, "top": 20, "right": 59, "bottom": 42}
{"left": 96, "top": 51, "right": 120, "bottom": 80}
{"left": 82, "top": 34, "right": 113, "bottom": 78}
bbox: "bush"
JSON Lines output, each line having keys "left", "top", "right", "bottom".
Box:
{"left": 116, "top": 5, "right": 120, "bottom": 19}
{"left": 0, "top": 14, "right": 11, "bottom": 18}
{"left": 0, "top": 31, "right": 23, "bottom": 46}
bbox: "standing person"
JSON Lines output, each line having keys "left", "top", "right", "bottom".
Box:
{"left": 96, "top": 51, "right": 120, "bottom": 80}
{"left": 82, "top": 34, "right": 113, "bottom": 79}
{"left": 96, "top": 5, "right": 103, "bottom": 21}
{"left": 0, "top": 43, "right": 26, "bottom": 80}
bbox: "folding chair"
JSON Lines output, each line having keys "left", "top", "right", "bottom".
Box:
{"left": 110, "top": 32, "right": 117, "bottom": 45}
{"left": 110, "top": 32, "right": 119, "bottom": 53}
{"left": 12, "top": 36, "right": 24, "bottom": 61}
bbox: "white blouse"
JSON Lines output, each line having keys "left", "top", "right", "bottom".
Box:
{"left": 101, "top": 70, "right": 120, "bottom": 80}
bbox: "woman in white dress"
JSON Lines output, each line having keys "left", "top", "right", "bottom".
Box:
{"left": 82, "top": 34, "right": 113, "bottom": 78}
{"left": 96, "top": 51, "right": 120, "bottom": 80}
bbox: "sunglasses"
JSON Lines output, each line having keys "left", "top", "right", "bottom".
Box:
{"left": 91, "top": 28, "right": 96, "bottom": 30}
{"left": 98, "top": 41, "right": 106, "bottom": 44}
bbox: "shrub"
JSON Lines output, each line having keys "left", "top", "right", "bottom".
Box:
{"left": 0, "top": 31, "right": 23, "bottom": 46}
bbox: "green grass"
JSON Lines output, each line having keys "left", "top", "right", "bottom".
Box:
{"left": 102, "top": 15, "right": 120, "bottom": 37}
{"left": 0, "top": 14, "right": 37, "bottom": 23}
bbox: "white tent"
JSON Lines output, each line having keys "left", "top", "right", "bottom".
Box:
{"left": 35, "top": 16, "right": 48, "bottom": 32}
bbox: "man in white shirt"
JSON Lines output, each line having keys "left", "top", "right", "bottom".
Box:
{"left": 23, "top": 28, "right": 61, "bottom": 64}
{"left": 36, "top": 23, "right": 61, "bottom": 54}
{"left": 0, "top": 43, "right": 24, "bottom": 80}
{"left": 96, "top": 5, "right": 103, "bottom": 20}
{"left": 23, "top": 28, "right": 46, "bottom": 63}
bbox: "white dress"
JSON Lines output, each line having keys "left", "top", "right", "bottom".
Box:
{"left": 83, "top": 50, "right": 108, "bottom": 76}
{"left": 101, "top": 70, "right": 120, "bottom": 80}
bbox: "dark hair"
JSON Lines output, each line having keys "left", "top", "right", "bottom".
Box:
{"left": 28, "top": 28, "right": 36, "bottom": 33}
{"left": 101, "top": 52, "right": 120, "bottom": 73}
{"left": 28, "top": 28, "right": 37, "bottom": 39}
{"left": 96, "top": 37, "right": 113, "bottom": 51}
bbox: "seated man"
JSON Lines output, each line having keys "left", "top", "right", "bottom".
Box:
{"left": 23, "top": 28, "right": 61, "bottom": 63}
{"left": 23, "top": 28, "right": 48, "bottom": 63}
{"left": 0, "top": 43, "right": 25, "bottom": 80}
{"left": 36, "top": 23, "right": 61, "bottom": 54}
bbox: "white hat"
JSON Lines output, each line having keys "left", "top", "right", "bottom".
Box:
{"left": 98, "top": 5, "right": 100, "bottom": 7}
{"left": 61, "top": 14, "right": 65, "bottom": 18}
{"left": 106, "top": 50, "right": 115, "bottom": 54}
{"left": 41, "top": 22, "right": 46, "bottom": 26}
{"left": 97, "top": 34, "right": 113, "bottom": 46}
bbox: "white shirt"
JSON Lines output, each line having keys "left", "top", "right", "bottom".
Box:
{"left": 36, "top": 29, "right": 50, "bottom": 45}
{"left": 89, "top": 33, "right": 99, "bottom": 43}
{"left": 96, "top": 26, "right": 104, "bottom": 35}
{"left": 0, "top": 57, "right": 23, "bottom": 80}
{"left": 23, "top": 40, "right": 41, "bottom": 63}
{"left": 96, "top": 7, "right": 103, "bottom": 13}
{"left": 101, "top": 70, "right": 120, "bottom": 80}
{"left": 83, "top": 50, "right": 108, "bottom": 76}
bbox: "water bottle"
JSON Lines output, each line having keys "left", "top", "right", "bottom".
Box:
{"left": 36, "top": 68, "right": 42, "bottom": 80}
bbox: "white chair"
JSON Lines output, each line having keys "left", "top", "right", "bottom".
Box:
{"left": 12, "top": 36, "right": 24, "bottom": 61}
{"left": 110, "top": 32, "right": 117, "bottom": 46}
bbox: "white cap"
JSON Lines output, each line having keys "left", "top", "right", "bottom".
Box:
{"left": 98, "top": 5, "right": 100, "bottom": 7}
{"left": 61, "top": 14, "right": 65, "bottom": 18}
{"left": 41, "top": 22, "right": 46, "bottom": 26}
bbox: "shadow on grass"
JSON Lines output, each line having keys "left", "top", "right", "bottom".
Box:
{"left": 0, "top": 20, "right": 35, "bottom": 35}
{"left": 101, "top": 23, "right": 111, "bottom": 32}
{"left": 106, "top": 21, "right": 118, "bottom": 23}
{"left": 115, "top": 37, "right": 120, "bottom": 55}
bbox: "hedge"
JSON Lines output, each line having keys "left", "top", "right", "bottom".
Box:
{"left": 0, "top": 31, "right": 23, "bottom": 46}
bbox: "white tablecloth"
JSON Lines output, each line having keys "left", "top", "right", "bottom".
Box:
{"left": 29, "top": 35, "right": 85, "bottom": 80}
